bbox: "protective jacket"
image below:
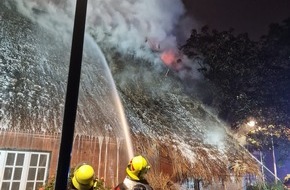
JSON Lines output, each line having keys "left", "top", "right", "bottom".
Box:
{"left": 114, "top": 177, "right": 153, "bottom": 190}
{"left": 71, "top": 180, "right": 98, "bottom": 190}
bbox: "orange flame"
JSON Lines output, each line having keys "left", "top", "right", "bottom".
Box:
{"left": 160, "top": 50, "right": 176, "bottom": 66}
{"left": 160, "top": 49, "right": 184, "bottom": 72}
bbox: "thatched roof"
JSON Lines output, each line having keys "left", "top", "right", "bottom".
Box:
{"left": 130, "top": 134, "right": 260, "bottom": 184}
{"left": 0, "top": 1, "right": 261, "bottom": 184}
{"left": 105, "top": 53, "right": 261, "bottom": 183}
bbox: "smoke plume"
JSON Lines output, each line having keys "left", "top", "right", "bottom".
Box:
{"left": 12, "top": 0, "right": 203, "bottom": 75}
{"left": 86, "top": 0, "right": 185, "bottom": 50}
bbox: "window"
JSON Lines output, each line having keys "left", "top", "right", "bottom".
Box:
{"left": 0, "top": 150, "right": 50, "bottom": 190}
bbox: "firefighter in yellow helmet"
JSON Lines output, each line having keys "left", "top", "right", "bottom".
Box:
{"left": 114, "top": 155, "right": 153, "bottom": 190}
{"left": 71, "top": 163, "right": 97, "bottom": 190}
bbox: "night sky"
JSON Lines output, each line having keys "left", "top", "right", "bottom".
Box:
{"left": 183, "top": 0, "right": 290, "bottom": 40}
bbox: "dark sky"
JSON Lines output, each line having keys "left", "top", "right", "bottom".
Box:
{"left": 183, "top": 0, "right": 290, "bottom": 39}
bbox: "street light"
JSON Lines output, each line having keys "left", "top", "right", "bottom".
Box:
{"left": 245, "top": 119, "right": 266, "bottom": 183}
{"left": 247, "top": 120, "right": 256, "bottom": 127}
{"left": 242, "top": 120, "right": 279, "bottom": 184}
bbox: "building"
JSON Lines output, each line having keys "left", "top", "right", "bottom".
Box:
{"left": 0, "top": 1, "right": 262, "bottom": 189}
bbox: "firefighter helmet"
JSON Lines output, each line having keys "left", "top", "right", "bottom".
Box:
{"left": 126, "top": 155, "right": 150, "bottom": 181}
{"left": 72, "top": 163, "right": 95, "bottom": 190}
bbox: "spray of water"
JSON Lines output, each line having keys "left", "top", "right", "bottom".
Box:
{"left": 13, "top": 0, "right": 135, "bottom": 158}
{"left": 84, "top": 34, "right": 134, "bottom": 159}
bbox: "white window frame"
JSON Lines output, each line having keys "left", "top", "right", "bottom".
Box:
{"left": 0, "top": 150, "right": 50, "bottom": 190}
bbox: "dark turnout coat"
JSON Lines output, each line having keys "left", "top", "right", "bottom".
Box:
{"left": 114, "top": 177, "right": 153, "bottom": 190}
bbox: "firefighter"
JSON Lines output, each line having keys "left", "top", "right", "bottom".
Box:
{"left": 71, "top": 163, "right": 98, "bottom": 190}
{"left": 114, "top": 155, "right": 153, "bottom": 190}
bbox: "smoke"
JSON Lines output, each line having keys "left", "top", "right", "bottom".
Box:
{"left": 11, "top": 0, "right": 75, "bottom": 44}
{"left": 204, "top": 127, "right": 226, "bottom": 150}
{"left": 12, "top": 0, "right": 209, "bottom": 97}
{"left": 86, "top": 0, "right": 185, "bottom": 51}
{"left": 11, "top": 0, "right": 218, "bottom": 102}
{"left": 85, "top": 0, "right": 199, "bottom": 69}
{"left": 12, "top": 0, "right": 198, "bottom": 64}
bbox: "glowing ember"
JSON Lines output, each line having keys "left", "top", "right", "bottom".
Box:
{"left": 160, "top": 50, "right": 176, "bottom": 66}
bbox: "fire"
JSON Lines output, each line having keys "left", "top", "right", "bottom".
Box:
{"left": 160, "top": 49, "right": 184, "bottom": 72}
{"left": 160, "top": 50, "right": 176, "bottom": 66}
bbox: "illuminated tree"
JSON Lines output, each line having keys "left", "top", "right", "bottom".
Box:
{"left": 181, "top": 20, "right": 290, "bottom": 131}
{"left": 181, "top": 19, "right": 290, "bottom": 166}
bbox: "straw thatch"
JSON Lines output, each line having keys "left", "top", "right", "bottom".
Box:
{"left": 0, "top": 1, "right": 261, "bottom": 186}
{"left": 131, "top": 134, "right": 260, "bottom": 185}
{"left": 105, "top": 53, "right": 261, "bottom": 184}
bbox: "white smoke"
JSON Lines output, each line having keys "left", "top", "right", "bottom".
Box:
{"left": 12, "top": 0, "right": 207, "bottom": 83}
{"left": 11, "top": 0, "right": 74, "bottom": 44}
{"left": 12, "top": 0, "right": 194, "bottom": 64}
{"left": 85, "top": 0, "right": 193, "bottom": 64}
{"left": 204, "top": 127, "right": 226, "bottom": 151}
{"left": 86, "top": 0, "right": 184, "bottom": 47}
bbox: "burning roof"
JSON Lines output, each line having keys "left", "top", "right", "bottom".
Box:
{"left": 0, "top": 0, "right": 260, "bottom": 184}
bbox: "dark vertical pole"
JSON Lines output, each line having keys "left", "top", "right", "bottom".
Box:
{"left": 54, "top": 0, "right": 88, "bottom": 189}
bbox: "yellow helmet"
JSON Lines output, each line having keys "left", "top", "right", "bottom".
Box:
{"left": 72, "top": 164, "right": 95, "bottom": 190}
{"left": 126, "top": 155, "right": 150, "bottom": 181}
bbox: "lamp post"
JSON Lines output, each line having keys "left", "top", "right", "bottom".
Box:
{"left": 245, "top": 120, "right": 265, "bottom": 183}
{"left": 271, "top": 135, "right": 278, "bottom": 183}
{"left": 268, "top": 125, "right": 278, "bottom": 184}
{"left": 54, "top": 0, "right": 88, "bottom": 189}
{"left": 243, "top": 121, "right": 280, "bottom": 184}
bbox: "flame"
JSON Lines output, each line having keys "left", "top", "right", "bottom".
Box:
{"left": 160, "top": 49, "right": 185, "bottom": 72}
{"left": 160, "top": 50, "right": 176, "bottom": 66}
